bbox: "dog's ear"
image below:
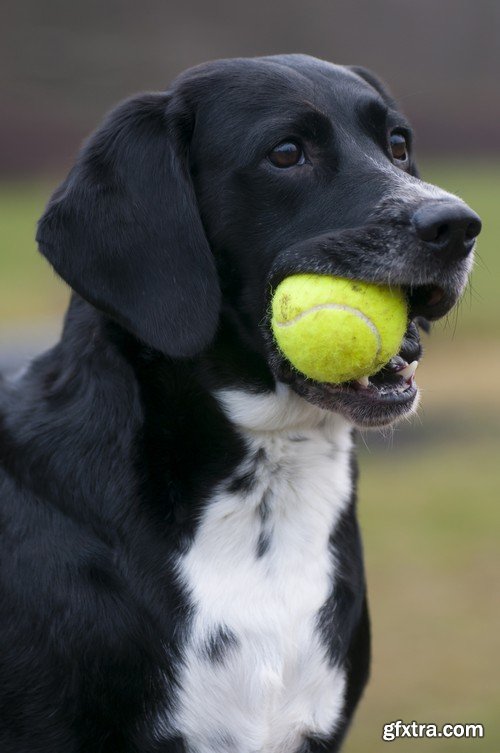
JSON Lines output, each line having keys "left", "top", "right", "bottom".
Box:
{"left": 348, "top": 66, "right": 396, "bottom": 108}
{"left": 36, "top": 92, "right": 220, "bottom": 358}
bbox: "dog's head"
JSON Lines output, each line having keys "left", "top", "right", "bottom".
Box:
{"left": 37, "top": 54, "right": 481, "bottom": 428}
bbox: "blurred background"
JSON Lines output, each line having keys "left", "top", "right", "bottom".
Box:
{"left": 0, "top": 0, "right": 498, "bottom": 750}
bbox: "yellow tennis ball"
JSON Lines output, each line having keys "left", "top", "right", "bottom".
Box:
{"left": 271, "top": 274, "right": 408, "bottom": 384}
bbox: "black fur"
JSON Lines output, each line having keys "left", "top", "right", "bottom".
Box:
{"left": 0, "top": 54, "right": 479, "bottom": 752}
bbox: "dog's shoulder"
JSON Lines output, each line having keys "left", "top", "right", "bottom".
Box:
{"left": 0, "top": 301, "right": 142, "bottom": 628}
{"left": 0, "top": 310, "right": 181, "bottom": 748}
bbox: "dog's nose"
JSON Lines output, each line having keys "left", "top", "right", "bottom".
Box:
{"left": 412, "top": 201, "right": 481, "bottom": 259}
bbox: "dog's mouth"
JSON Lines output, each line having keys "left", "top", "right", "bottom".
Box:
{"left": 277, "top": 320, "right": 421, "bottom": 428}
{"left": 335, "top": 349, "right": 419, "bottom": 402}
{"left": 271, "top": 283, "right": 450, "bottom": 428}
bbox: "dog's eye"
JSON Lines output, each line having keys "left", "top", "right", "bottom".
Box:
{"left": 389, "top": 132, "right": 408, "bottom": 163}
{"left": 268, "top": 141, "right": 305, "bottom": 168}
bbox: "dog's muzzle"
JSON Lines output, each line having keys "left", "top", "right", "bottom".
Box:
{"left": 265, "top": 197, "right": 481, "bottom": 428}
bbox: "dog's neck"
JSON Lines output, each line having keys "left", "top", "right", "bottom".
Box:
{"left": 215, "top": 382, "right": 352, "bottom": 437}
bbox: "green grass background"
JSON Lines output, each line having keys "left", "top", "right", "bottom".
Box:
{"left": 1, "top": 162, "right": 499, "bottom": 750}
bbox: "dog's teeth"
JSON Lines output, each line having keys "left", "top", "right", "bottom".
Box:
{"left": 357, "top": 376, "right": 370, "bottom": 388}
{"left": 398, "top": 360, "right": 418, "bottom": 380}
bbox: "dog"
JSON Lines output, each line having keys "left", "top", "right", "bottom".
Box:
{"left": 0, "top": 55, "right": 481, "bottom": 753}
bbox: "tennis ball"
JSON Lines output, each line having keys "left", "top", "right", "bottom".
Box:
{"left": 271, "top": 274, "right": 408, "bottom": 384}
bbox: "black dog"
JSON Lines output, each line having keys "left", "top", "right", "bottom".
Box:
{"left": 0, "top": 55, "right": 480, "bottom": 753}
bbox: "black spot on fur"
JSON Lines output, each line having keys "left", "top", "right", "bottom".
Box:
{"left": 254, "top": 447, "right": 267, "bottom": 463}
{"left": 227, "top": 448, "right": 267, "bottom": 494}
{"left": 258, "top": 489, "right": 273, "bottom": 522}
{"left": 256, "top": 530, "right": 271, "bottom": 558}
{"left": 203, "top": 626, "right": 238, "bottom": 664}
{"left": 227, "top": 469, "right": 256, "bottom": 494}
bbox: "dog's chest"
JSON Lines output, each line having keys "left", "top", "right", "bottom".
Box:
{"left": 158, "top": 390, "right": 354, "bottom": 753}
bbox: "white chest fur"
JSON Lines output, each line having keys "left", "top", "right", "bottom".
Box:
{"left": 159, "top": 386, "right": 354, "bottom": 753}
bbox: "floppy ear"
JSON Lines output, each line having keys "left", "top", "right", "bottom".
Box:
{"left": 36, "top": 92, "right": 221, "bottom": 358}
{"left": 348, "top": 66, "right": 397, "bottom": 108}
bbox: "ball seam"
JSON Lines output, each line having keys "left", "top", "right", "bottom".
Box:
{"left": 274, "top": 303, "right": 382, "bottom": 358}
